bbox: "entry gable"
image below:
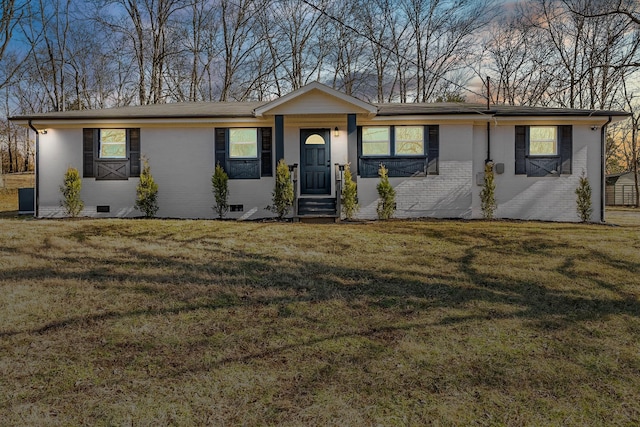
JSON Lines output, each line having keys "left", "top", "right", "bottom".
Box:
{"left": 254, "top": 82, "right": 377, "bottom": 117}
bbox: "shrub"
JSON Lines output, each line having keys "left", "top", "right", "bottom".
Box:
{"left": 480, "top": 162, "right": 497, "bottom": 219}
{"left": 341, "top": 163, "right": 359, "bottom": 220}
{"left": 135, "top": 158, "right": 159, "bottom": 218}
{"left": 576, "top": 170, "right": 593, "bottom": 222}
{"left": 270, "top": 159, "right": 294, "bottom": 219}
{"left": 376, "top": 164, "right": 396, "bottom": 220}
{"left": 60, "top": 167, "right": 84, "bottom": 217}
{"left": 212, "top": 162, "right": 229, "bottom": 219}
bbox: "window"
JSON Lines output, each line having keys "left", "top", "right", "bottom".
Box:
{"left": 358, "top": 125, "right": 438, "bottom": 178}
{"left": 99, "top": 129, "right": 127, "bottom": 159}
{"left": 515, "top": 125, "right": 572, "bottom": 177}
{"left": 529, "top": 126, "right": 557, "bottom": 156}
{"left": 362, "top": 127, "right": 390, "bottom": 156}
{"left": 229, "top": 128, "right": 258, "bottom": 158}
{"left": 216, "top": 127, "right": 272, "bottom": 179}
{"left": 305, "top": 134, "right": 325, "bottom": 145}
{"left": 395, "top": 126, "right": 424, "bottom": 155}
{"left": 83, "top": 128, "right": 140, "bottom": 180}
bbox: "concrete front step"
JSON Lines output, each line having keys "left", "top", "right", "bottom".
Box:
{"left": 297, "top": 197, "right": 337, "bottom": 217}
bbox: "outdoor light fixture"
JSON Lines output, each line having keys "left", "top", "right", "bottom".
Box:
{"left": 334, "top": 126, "right": 339, "bottom": 137}
{"left": 591, "top": 126, "right": 599, "bottom": 131}
{"left": 39, "top": 129, "right": 48, "bottom": 135}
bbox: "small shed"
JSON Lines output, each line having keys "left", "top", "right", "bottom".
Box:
{"left": 606, "top": 171, "right": 639, "bottom": 206}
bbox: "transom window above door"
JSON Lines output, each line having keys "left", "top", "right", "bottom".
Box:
{"left": 305, "top": 134, "right": 325, "bottom": 145}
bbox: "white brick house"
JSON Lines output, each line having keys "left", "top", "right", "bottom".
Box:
{"left": 10, "top": 82, "right": 629, "bottom": 222}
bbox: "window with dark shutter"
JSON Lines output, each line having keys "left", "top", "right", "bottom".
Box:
{"left": 357, "top": 125, "right": 437, "bottom": 178}
{"left": 515, "top": 125, "right": 572, "bottom": 177}
{"left": 215, "top": 127, "right": 272, "bottom": 179}
{"left": 83, "top": 128, "right": 141, "bottom": 180}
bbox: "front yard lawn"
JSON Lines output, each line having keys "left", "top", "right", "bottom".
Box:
{"left": 1, "top": 218, "right": 639, "bottom": 425}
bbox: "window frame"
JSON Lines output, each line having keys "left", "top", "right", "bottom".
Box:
{"left": 528, "top": 126, "right": 558, "bottom": 157}
{"left": 215, "top": 127, "right": 273, "bottom": 180}
{"left": 228, "top": 128, "right": 259, "bottom": 159}
{"left": 394, "top": 125, "right": 425, "bottom": 156}
{"left": 358, "top": 125, "right": 437, "bottom": 178}
{"left": 361, "top": 126, "right": 391, "bottom": 156}
{"left": 515, "top": 125, "right": 572, "bottom": 177}
{"left": 99, "top": 129, "right": 128, "bottom": 159}
{"left": 83, "top": 128, "right": 140, "bottom": 180}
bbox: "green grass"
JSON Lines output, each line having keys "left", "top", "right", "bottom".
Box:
{"left": 1, "top": 217, "right": 640, "bottom": 425}
{"left": 0, "top": 173, "right": 34, "bottom": 214}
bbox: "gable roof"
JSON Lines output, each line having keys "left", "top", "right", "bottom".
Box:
{"left": 253, "top": 82, "right": 378, "bottom": 117}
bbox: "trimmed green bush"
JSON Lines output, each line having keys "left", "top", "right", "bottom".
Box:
{"left": 341, "top": 163, "right": 359, "bottom": 220}
{"left": 60, "top": 167, "right": 84, "bottom": 217}
{"left": 576, "top": 170, "right": 593, "bottom": 222}
{"left": 212, "top": 162, "right": 229, "bottom": 219}
{"left": 480, "top": 162, "right": 497, "bottom": 219}
{"left": 270, "top": 159, "right": 294, "bottom": 219}
{"left": 135, "top": 158, "right": 159, "bottom": 218}
{"left": 376, "top": 164, "right": 396, "bottom": 220}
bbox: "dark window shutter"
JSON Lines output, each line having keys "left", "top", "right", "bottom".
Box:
{"left": 129, "top": 128, "right": 141, "bottom": 177}
{"left": 215, "top": 128, "right": 227, "bottom": 171}
{"left": 559, "top": 125, "right": 572, "bottom": 174}
{"left": 515, "top": 125, "right": 527, "bottom": 175}
{"left": 83, "top": 128, "right": 95, "bottom": 177}
{"left": 260, "top": 127, "right": 272, "bottom": 177}
{"left": 427, "top": 125, "right": 439, "bottom": 175}
{"left": 356, "top": 126, "right": 362, "bottom": 175}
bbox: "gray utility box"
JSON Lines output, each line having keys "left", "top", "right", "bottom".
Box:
{"left": 18, "top": 188, "right": 35, "bottom": 214}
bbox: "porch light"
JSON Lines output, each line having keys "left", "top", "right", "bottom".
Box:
{"left": 39, "top": 129, "right": 48, "bottom": 135}
{"left": 334, "top": 126, "right": 339, "bottom": 137}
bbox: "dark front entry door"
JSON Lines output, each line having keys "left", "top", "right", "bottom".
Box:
{"left": 300, "top": 129, "right": 331, "bottom": 195}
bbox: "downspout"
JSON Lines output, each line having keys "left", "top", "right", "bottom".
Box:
{"left": 486, "top": 76, "right": 492, "bottom": 163}
{"left": 486, "top": 122, "right": 491, "bottom": 163}
{"left": 600, "top": 116, "right": 612, "bottom": 223}
{"left": 28, "top": 120, "right": 39, "bottom": 218}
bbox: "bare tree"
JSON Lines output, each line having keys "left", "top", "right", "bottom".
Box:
{"left": 218, "top": 0, "right": 263, "bottom": 101}
{"left": 0, "top": 0, "right": 21, "bottom": 89}
{"left": 18, "top": 0, "right": 72, "bottom": 112}
{"left": 325, "top": 0, "right": 367, "bottom": 96}
{"left": 260, "top": 0, "right": 329, "bottom": 93}
{"left": 97, "top": 0, "right": 190, "bottom": 105}
{"left": 479, "top": 11, "right": 553, "bottom": 106}
{"left": 621, "top": 76, "right": 640, "bottom": 206}
{"left": 401, "top": 0, "right": 496, "bottom": 102}
{"left": 528, "top": 0, "right": 639, "bottom": 110}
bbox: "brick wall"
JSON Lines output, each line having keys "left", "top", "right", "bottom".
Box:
{"left": 356, "top": 160, "right": 473, "bottom": 219}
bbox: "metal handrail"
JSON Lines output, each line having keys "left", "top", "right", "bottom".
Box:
{"left": 289, "top": 163, "right": 298, "bottom": 217}
{"left": 335, "top": 163, "right": 345, "bottom": 220}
